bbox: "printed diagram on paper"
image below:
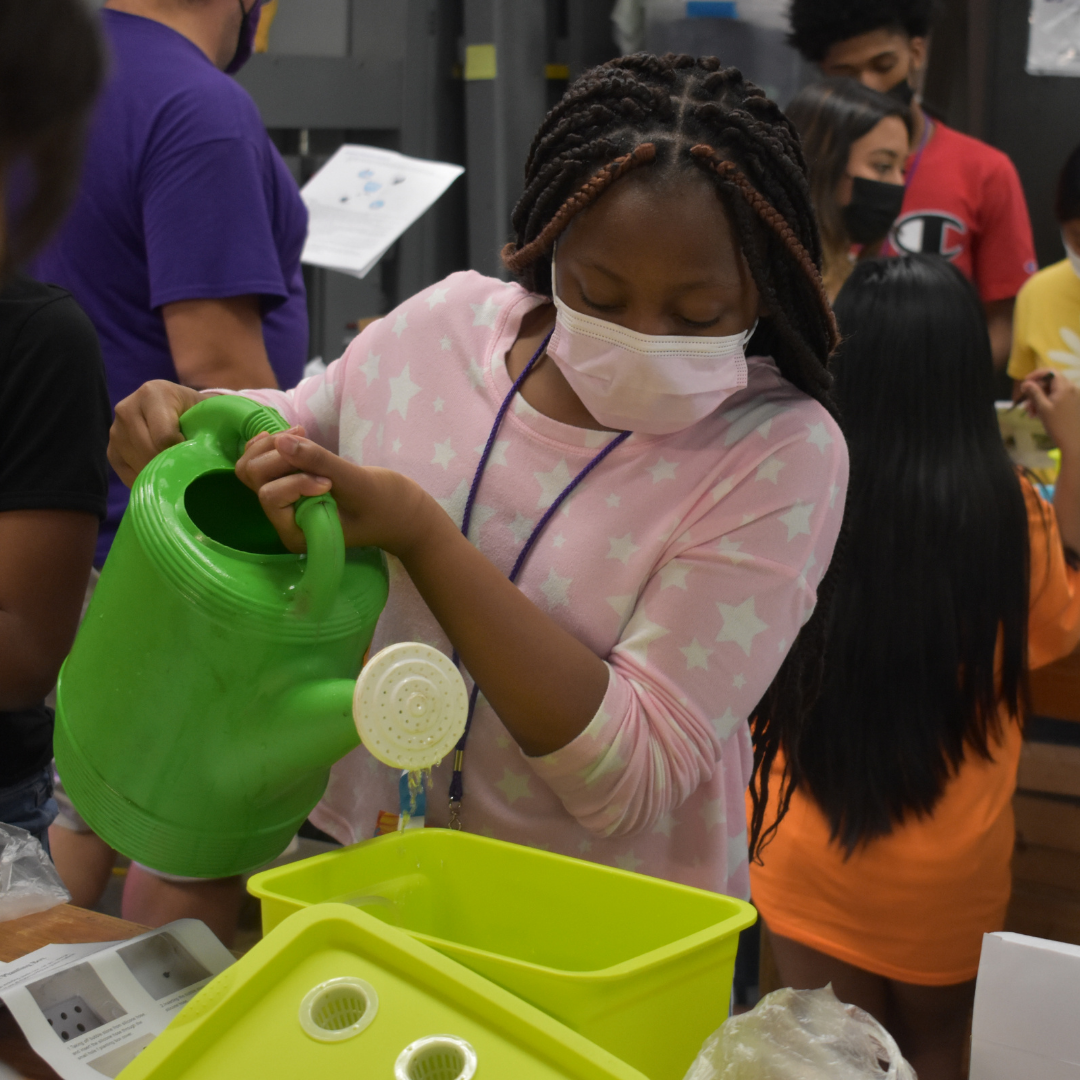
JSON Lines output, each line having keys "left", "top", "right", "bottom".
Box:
{"left": 1028, "top": 0, "right": 1080, "bottom": 76}
{"left": 300, "top": 145, "right": 464, "bottom": 279}
{"left": 0, "top": 920, "right": 233, "bottom": 1079}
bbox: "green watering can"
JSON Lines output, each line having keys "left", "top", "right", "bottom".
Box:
{"left": 54, "top": 396, "right": 467, "bottom": 879}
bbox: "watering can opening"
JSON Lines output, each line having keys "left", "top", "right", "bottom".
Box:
{"left": 184, "top": 469, "right": 290, "bottom": 557}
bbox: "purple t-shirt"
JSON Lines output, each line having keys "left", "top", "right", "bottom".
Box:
{"left": 31, "top": 10, "right": 308, "bottom": 564}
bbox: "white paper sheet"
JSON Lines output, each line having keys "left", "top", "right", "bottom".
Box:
{"left": 1027, "top": 0, "right": 1080, "bottom": 76}
{"left": 0, "top": 920, "right": 234, "bottom": 1079}
{"left": 971, "top": 932, "right": 1080, "bottom": 1079}
{"left": 300, "top": 145, "right": 464, "bottom": 279}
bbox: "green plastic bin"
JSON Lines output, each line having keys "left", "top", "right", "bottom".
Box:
{"left": 118, "top": 904, "right": 649, "bottom": 1080}
{"left": 247, "top": 829, "right": 756, "bottom": 1080}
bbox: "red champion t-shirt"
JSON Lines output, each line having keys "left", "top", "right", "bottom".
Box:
{"left": 883, "top": 119, "right": 1037, "bottom": 303}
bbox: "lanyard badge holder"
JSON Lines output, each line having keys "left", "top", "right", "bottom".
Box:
{"left": 446, "top": 330, "right": 631, "bottom": 829}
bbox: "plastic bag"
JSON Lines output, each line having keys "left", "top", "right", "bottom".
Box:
{"left": 683, "top": 985, "right": 916, "bottom": 1080}
{"left": 0, "top": 823, "right": 71, "bottom": 921}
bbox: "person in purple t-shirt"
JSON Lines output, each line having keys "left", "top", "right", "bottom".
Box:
{"left": 32, "top": 0, "right": 307, "bottom": 946}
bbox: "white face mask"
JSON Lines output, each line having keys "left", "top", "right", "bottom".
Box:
{"left": 1064, "top": 233, "right": 1080, "bottom": 280}
{"left": 546, "top": 254, "right": 755, "bottom": 435}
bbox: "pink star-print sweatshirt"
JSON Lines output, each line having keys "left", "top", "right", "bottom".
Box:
{"left": 240, "top": 270, "right": 848, "bottom": 898}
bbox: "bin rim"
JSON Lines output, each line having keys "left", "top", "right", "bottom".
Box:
{"left": 248, "top": 831, "right": 758, "bottom": 980}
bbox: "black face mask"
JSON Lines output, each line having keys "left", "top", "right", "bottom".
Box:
{"left": 888, "top": 78, "right": 915, "bottom": 106}
{"left": 841, "top": 176, "right": 906, "bottom": 245}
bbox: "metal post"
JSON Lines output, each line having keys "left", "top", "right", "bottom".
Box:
{"left": 464, "top": 0, "right": 548, "bottom": 277}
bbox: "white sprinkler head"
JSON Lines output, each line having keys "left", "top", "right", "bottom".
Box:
{"left": 353, "top": 643, "right": 469, "bottom": 770}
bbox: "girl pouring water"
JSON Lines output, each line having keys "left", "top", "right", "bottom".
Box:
{"left": 108, "top": 54, "right": 847, "bottom": 899}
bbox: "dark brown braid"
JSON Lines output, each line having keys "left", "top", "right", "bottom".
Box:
{"left": 502, "top": 144, "right": 657, "bottom": 274}
{"left": 502, "top": 54, "right": 847, "bottom": 860}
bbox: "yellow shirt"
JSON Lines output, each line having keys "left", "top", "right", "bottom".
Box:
{"left": 1008, "top": 258, "right": 1080, "bottom": 385}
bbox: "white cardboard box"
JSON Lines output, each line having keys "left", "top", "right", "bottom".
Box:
{"left": 970, "top": 932, "right": 1080, "bottom": 1079}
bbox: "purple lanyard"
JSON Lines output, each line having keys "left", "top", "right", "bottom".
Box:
{"left": 446, "top": 329, "right": 631, "bottom": 828}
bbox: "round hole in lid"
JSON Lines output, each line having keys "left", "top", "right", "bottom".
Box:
{"left": 298, "top": 977, "right": 378, "bottom": 1042}
{"left": 394, "top": 1035, "right": 477, "bottom": 1080}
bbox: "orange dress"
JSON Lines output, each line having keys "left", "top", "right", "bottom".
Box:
{"left": 749, "top": 481, "right": 1080, "bottom": 985}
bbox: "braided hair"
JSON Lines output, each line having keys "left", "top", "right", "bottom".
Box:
{"left": 502, "top": 53, "right": 843, "bottom": 859}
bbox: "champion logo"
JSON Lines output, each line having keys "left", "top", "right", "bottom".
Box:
{"left": 891, "top": 211, "right": 967, "bottom": 260}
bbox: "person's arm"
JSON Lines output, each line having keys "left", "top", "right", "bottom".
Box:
{"left": 0, "top": 510, "right": 97, "bottom": 709}
{"left": 162, "top": 295, "right": 277, "bottom": 391}
{"left": 986, "top": 297, "right": 1016, "bottom": 372}
{"left": 236, "top": 412, "right": 848, "bottom": 768}
{"left": 1021, "top": 369, "right": 1080, "bottom": 552}
{"left": 0, "top": 289, "right": 110, "bottom": 709}
{"left": 243, "top": 432, "right": 607, "bottom": 755}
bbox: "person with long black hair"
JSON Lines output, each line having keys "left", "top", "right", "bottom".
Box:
{"left": 749, "top": 254, "right": 1080, "bottom": 1080}
{"left": 0, "top": 0, "right": 110, "bottom": 848}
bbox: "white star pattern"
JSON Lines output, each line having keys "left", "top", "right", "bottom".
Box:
{"left": 340, "top": 402, "right": 372, "bottom": 463}
{"left": 426, "top": 286, "right": 449, "bottom": 309}
{"left": 711, "top": 477, "right": 734, "bottom": 503}
{"left": 386, "top": 363, "right": 421, "bottom": 419}
{"left": 620, "top": 610, "right": 670, "bottom": 665}
{"left": 376, "top": 423, "right": 384, "bottom": 448}
{"left": 495, "top": 733, "right": 511, "bottom": 749}
{"left": 716, "top": 596, "right": 768, "bottom": 656}
{"left": 779, "top": 501, "right": 815, "bottom": 541}
{"left": 431, "top": 437, "right": 456, "bottom": 470}
{"left": 778, "top": 638, "right": 787, "bottom": 653}
{"left": 359, "top": 351, "right": 380, "bottom": 385}
{"left": 553, "top": 534, "right": 566, "bottom": 548}
{"left": 652, "top": 812, "right": 677, "bottom": 837}
{"left": 495, "top": 768, "right": 532, "bottom": 804}
{"left": 717, "top": 537, "right": 751, "bottom": 565}
{"left": 606, "top": 594, "right": 634, "bottom": 619}
{"left": 614, "top": 850, "right": 643, "bottom": 873}
{"left": 700, "top": 797, "right": 726, "bottom": 831}
{"left": 540, "top": 567, "right": 572, "bottom": 608}
{"left": 580, "top": 735, "right": 627, "bottom": 788}
{"left": 466, "top": 357, "right": 485, "bottom": 389}
{"left": 649, "top": 457, "right": 679, "bottom": 483}
{"left": 433, "top": 397, "right": 445, "bottom": 413}
{"left": 680, "top": 638, "right": 712, "bottom": 670}
{"left": 507, "top": 512, "right": 535, "bottom": 543}
{"left": 607, "top": 533, "right": 640, "bottom": 565}
{"left": 578, "top": 839, "right": 593, "bottom": 854}
{"left": 392, "top": 439, "right": 402, "bottom": 453}
{"left": 755, "top": 455, "right": 786, "bottom": 484}
{"left": 806, "top": 421, "right": 833, "bottom": 453}
{"left": 712, "top": 706, "right": 740, "bottom": 739}
{"left": 306, "top": 375, "right": 336, "bottom": 417}
{"left": 733, "top": 673, "right": 746, "bottom": 689}
{"left": 436, "top": 478, "right": 470, "bottom": 524}
{"left": 392, "top": 313, "right": 408, "bottom": 338}
{"left": 605, "top": 493, "right": 621, "bottom": 508}
{"left": 466, "top": 505, "right": 496, "bottom": 541}
{"left": 534, "top": 459, "right": 572, "bottom": 508}
{"left": 829, "top": 483, "right": 841, "bottom": 509}
{"left": 796, "top": 552, "right": 817, "bottom": 591}
{"left": 440, "top": 335, "right": 452, "bottom": 351}
{"left": 756, "top": 417, "right": 774, "bottom": 439}
{"left": 470, "top": 296, "right": 500, "bottom": 327}
{"left": 474, "top": 440, "right": 509, "bottom": 466}
{"left": 659, "top": 561, "right": 690, "bottom": 590}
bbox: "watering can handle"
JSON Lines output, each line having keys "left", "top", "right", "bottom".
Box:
{"left": 179, "top": 396, "right": 345, "bottom": 621}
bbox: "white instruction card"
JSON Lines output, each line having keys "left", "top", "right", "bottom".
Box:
{"left": 0, "top": 919, "right": 234, "bottom": 1079}
{"left": 300, "top": 145, "right": 464, "bottom": 279}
